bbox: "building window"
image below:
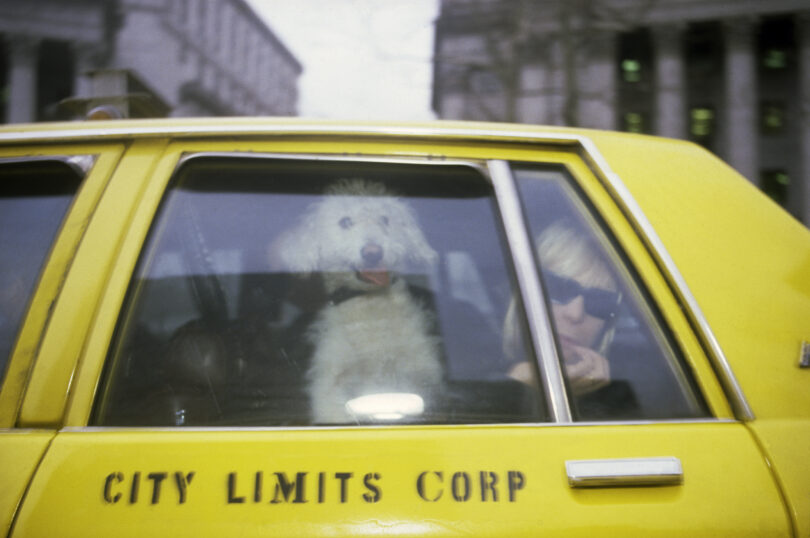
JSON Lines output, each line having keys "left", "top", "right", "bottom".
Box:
{"left": 759, "top": 16, "right": 794, "bottom": 71}
{"left": 760, "top": 102, "right": 786, "bottom": 134}
{"left": 622, "top": 112, "right": 646, "bottom": 133}
{"left": 617, "top": 30, "right": 653, "bottom": 136}
{"left": 617, "top": 30, "right": 652, "bottom": 85}
{"left": 621, "top": 59, "right": 642, "bottom": 83}
{"left": 761, "top": 170, "right": 790, "bottom": 207}
{"left": 690, "top": 107, "right": 715, "bottom": 139}
{"left": 467, "top": 67, "right": 502, "bottom": 94}
{"left": 762, "top": 48, "right": 788, "bottom": 70}
{"left": 36, "top": 40, "right": 74, "bottom": 121}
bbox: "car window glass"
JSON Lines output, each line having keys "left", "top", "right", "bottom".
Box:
{"left": 93, "top": 157, "right": 547, "bottom": 426}
{"left": 512, "top": 165, "right": 709, "bottom": 420}
{"left": 0, "top": 160, "right": 83, "bottom": 384}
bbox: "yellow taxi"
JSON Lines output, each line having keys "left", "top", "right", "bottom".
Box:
{"left": 1, "top": 118, "right": 808, "bottom": 537}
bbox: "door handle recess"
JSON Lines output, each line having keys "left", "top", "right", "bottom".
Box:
{"left": 565, "top": 457, "right": 683, "bottom": 488}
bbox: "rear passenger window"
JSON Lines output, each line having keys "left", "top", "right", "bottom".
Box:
{"left": 512, "top": 165, "right": 709, "bottom": 420}
{"left": 0, "top": 159, "right": 83, "bottom": 384}
{"left": 93, "top": 157, "right": 547, "bottom": 426}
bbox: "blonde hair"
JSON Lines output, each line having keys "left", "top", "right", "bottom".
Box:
{"left": 536, "top": 222, "right": 616, "bottom": 292}
{"left": 502, "top": 221, "right": 618, "bottom": 360}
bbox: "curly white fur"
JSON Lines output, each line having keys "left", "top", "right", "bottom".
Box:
{"left": 278, "top": 179, "right": 443, "bottom": 424}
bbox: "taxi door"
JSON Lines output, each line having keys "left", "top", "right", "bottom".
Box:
{"left": 7, "top": 137, "right": 792, "bottom": 536}
{"left": 0, "top": 142, "right": 124, "bottom": 536}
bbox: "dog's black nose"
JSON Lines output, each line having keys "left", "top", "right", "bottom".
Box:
{"left": 361, "top": 243, "right": 384, "bottom": 266}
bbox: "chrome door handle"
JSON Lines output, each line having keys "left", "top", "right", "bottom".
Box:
{"left": 565, "top": 457, "right": 683, "bottom": 488}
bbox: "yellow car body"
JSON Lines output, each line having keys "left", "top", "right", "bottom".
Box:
{"left": 0, "top": 118, "right": 808, "bottom": 537}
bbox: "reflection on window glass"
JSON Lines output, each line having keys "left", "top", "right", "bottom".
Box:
{"left": 0, "top": 160, "right": 83, "bottom": 383}
{"left": 93, "top": 158, "right": 547, "bottom": 426}
{"left": 512, "top": 166, "right": 709, "bottom": 421}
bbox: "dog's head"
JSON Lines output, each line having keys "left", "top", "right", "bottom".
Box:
{"left": 277, "top": 179, "right": 438, "bottom": 291}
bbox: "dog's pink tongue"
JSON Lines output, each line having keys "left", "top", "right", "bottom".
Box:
{"left": 358, "top": 269, "right": 390, "bottom": 287}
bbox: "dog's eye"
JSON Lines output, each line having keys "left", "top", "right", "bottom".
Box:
{"left": 379, "top": 216, "right": 389, "bottom": 226}
{"left": 339, "top": 217, "right": 353, "bottom": 229}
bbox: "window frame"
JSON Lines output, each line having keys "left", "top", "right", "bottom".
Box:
{"left": 91, "top": 152, "right": 552, "bottom": 427}
{"left": 0, "top": 149, "right": 122, "bottom": 429}
{"left": 61, "top": 137, "right": 744, "bottom": 428}
{"left": 560, "top": 142, "right": 749, "bottom": 421}
{"left": 488, "top": 160, "right": 570, "bottom": 421}
{"left": 507, "top": 162, "right": 711, "bottom": 420}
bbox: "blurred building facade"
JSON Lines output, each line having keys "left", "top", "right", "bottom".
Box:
{"left": 432, "top": 0, "right": 810, "bottom": 225}
{"left": 0, "top": 0, "right": 301, "bottom": 122}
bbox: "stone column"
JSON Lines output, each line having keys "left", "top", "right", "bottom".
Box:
{"left": 723, "top": 17, "right": 759, "bottom": 184}
{"left": 6, "top": 35, "right": 39, "bottom": 124}
{"left": 517, "top": 63, "right": 548, "bottom": 124}
{"left": 546, "top": 38, "right": 567, "bottom": 126}
{"left": 577, "top": 29, "right": 617, "bottom": 130}
{"left": 654, "top": 24, "right": 686, "bottom": 139}
{"left": 798, "top": 12, "right": 810, "bottom": 226}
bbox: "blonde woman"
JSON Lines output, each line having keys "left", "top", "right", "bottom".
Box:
{"left": 504, "top": 221, "right": 622, "bottom": 397}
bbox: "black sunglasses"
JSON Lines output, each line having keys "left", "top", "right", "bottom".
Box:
{"left": 543, "top": 271, "right": 621, "bottom": 320}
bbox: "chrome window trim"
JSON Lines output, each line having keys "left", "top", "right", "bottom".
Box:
{"left": 62, "top": 418, "right": 736, "bottom": 433}
{"left": 15, "top": 122, "right": 747, "bottom": 421}
{"left": 0, "top": 154, "right": 96, "bottom": 175}
{"left": 488, "top": 160, "right": 571, "bottom": 423}
{"left": 575, "top": 139, "right": 754, "bottom": 421}
{"left": 175, "top": 151, "right": 488, "bottom": 170}
{"left": 0, "top": 123, "right": 588, "bottom": 144}
{"left": 0, "top": 428, "right": 57, "bottom": 433}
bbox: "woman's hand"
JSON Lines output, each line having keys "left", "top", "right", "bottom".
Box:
{"left": 507, "top": 361, "right": 534, "bottom": 384}
{"left": 561, "top": 343, "right": 610, "bottom": 396}
{"left": 506, "top": 343, "right": 610, "bottom": 396}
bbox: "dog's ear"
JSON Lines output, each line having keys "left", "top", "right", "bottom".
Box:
{"left": 406, "top": 228, "right": 439, "bottom": 268}
{"left": 395, "top": 204, "right": 438, "bottom": 268}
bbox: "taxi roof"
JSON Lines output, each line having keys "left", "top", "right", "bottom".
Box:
{"left": 0, "top": 116, "right": 629, "bottom": 147}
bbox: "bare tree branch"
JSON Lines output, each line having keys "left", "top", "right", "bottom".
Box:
{"left": 435, "top": 0, "right": 658, "bottom": 125}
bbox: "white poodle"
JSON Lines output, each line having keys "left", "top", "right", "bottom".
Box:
{"left": 278, "top": 179, "right": 443, "bottom": 424}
